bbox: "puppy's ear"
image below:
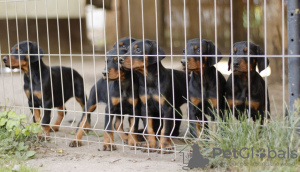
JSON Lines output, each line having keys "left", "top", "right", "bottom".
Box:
{"left": 130, "top": 38, "right": 137, "bottom": 44}
{"left": 148, "top": 40, "right": 165, "bottom": 61}
{"left": 204, "top": 40, "right": 222, "bottom": 67}
{"left": 254, "top": 44, "right": 269, "bottom": 72}
{"left": 28, "top": 42, "right": 45, "bottom": 63}
{"left": 228, "top": 57, "right": 231, "bottom": 71}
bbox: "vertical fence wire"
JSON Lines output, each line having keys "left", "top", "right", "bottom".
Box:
{"left": 44, "top": 0, "right": 54, "bottom": 129}
{"left": 66, "top": 0, "right": 77, "bottom": 135}
{"left": 90, "top": 0, "right": 99, "bottom": 147}
{"left": 282, "top": 0, "right": 286, "bottom": 119}
{"left": 230, "top": 0, "right": 235, "bottom": 120}
{"left": 114, "top": 0, "right": 126, "bottom": 151}
{"left": 263, "top": 0, "right": 268, "bottom": 124}
{"left": 154, "top": 0, "right": 163, "bottom": 154}
{"left": 127, "top": 0, "right": 138, "bottom": 153}
{"left": 15, "top": 1, "right": 26, "bottom": 115}
{"left": 78, "top": 0, "right": 89, "bottom": 146}
{"left": 140, "top": 0, "right": 150, "bottom": 155}
{"left": 5, "top": 1, "right": 15, "bottom": 107}
{"left": 35, "top": 0, "right": 47, "bottom": 139}
{"left": 103, "top": 0, "right": 112, "bottom": 150}
{"left": 214, "top": 0, "right": 219, "bottom": 123}
{"left": 24, "top": 0, "right": 35, "bottom": 126}
{"left": 246, "top": 0, "right": 251, "bottom": 122}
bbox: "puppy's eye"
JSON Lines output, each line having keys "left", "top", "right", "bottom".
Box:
{"left": 18, "top": 49, "right": 23, "bottom": 53}
{"left": 122, "top": 45, "right": 126, "bottom": 48}
{"left": 136, "top": 48, "right": 141, "bottom": 53}
{"left": 197, "top": 48, "right": 200, "bottom": 53}
{"left": 183, "top": 49, "right": 185, "bottom": 54}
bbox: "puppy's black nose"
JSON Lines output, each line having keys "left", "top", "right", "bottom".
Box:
{"left": 181, "top": 59, "right": 186, "bottom": 66}
{"left": 2, "top": 56, "right": 7, "bottom": 64}
{"left": 119, "top": 57, "right": 124, "bottom": 64}
{"left": 233, "top": 61, "right": 239, "bottom": 67}
{"left": 102, "top": 71, "right": 107, "bottom": 77}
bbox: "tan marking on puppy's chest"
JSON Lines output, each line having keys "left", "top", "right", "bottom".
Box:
{"left": 245, "top": 100, "right": 260, "bottom": 110}
{"left": 111, "top": 97, "right": 121, "bottom": 106}
{"left": 152, "top": 94, "right": 165, "bottom": 105}
{"left": 227, "top": 99, "right": 243, "bottom": 108}
{"left": 128, "top": 98, "right": 139, "bottom": 107}
{"left": 33, "top": 91, "right": 42, "bottom": 100}
{"left": 140, "top": 95, "right": 150, "bottom": 104}
{"left": 190, "top": 97, "right": 202, "bottom": 106}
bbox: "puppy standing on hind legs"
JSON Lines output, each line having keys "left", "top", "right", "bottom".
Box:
{"left": 181, "top": 38, "right": 226, "bottom": 138}
{"left": 226, "top": 41, "right": 270, "bottom": 124}
{"left": 2, "top": 41, "right": 86, "bottom": 137}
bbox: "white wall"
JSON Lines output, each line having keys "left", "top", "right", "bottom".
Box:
{"left": 0, "top": 0, "right": 86, "bottom": 19}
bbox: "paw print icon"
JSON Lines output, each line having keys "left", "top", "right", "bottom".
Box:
{"left": 255, "top": 148, "right": 266, "bottom": 158}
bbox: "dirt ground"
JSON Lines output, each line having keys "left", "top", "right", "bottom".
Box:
{"left": 0, "top": 56, "right": 288, "bottom": 171}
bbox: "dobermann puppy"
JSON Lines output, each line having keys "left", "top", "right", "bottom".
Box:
{"left": 113, "top": 37, "right": 136, "bottom": 49}
{"left": 226, "top": 41, "right": 270, "bottom": 124}
{"left": 181, "top": 39, "right": 226, "bottom": 138}
{"left": 69, "top": 48, "right": 141, "bottom": 150}
{"left": 120, "top": 39, "right": 187, "bottom": 153}
{"left": 2, "top": 41, "right": 86, "bottom": 136}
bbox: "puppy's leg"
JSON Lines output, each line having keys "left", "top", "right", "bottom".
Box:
{"left": 127, "top": 116, "right": 140, "bottom": 149}
{"left": 40, "top": 109, "right": 52, "bottom": 141}
{"left": 114, "top": 116, "right": 128, "bottom": 143}
{"left": 103, "top": 106, "right": 116, "bottom": 151}
{"left": 51, "top": 106, "right": 66, "bottom": 132}
{"left": 69, "top": 104, "right": 95, "bottom": 147}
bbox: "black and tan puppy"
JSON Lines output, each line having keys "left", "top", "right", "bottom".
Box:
{"left": 226, "top": 41, "right": 270, "bottom": 123}
{"left": 120, "top": 39, "right": 187, "bottom": 153}
{"left": 181, "top": 39, "right": 226, "bottom": 138}
{"left": 69, "top": 48, "right": 141, "bottom": 150}
{"left": 2, "top": 41, "right": 86, "bottom": 136}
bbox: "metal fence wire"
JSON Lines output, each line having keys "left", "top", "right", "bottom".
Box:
{"left": 0, "top": 0, "right": 294, "bottom": 155}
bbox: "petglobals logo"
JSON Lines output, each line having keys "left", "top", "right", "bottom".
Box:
{"left": 212, "top": 147, "right": 298, "bottom": 159}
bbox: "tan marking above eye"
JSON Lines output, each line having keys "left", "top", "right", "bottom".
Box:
{"left": 119, "top": 42, "right": 124, "bottom": 46}
{"left": 134, "top": 45, "right": 138, "bottom": 49}
{"left": 194, "top": 45, "right": 198, "bottom": 50}
{"left": 234, "top": 47, "right": 237, "bottom": 52}
{"left": 244, "top": 47, "right": 248, "bottom": 52}
{"left": 113, "top": 57, "right": 117, "bottom": 61}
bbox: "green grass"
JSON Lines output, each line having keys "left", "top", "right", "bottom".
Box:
{"left": 192, "top": 110, "right": 300, "bottom": 172}
{"left": 0, "top": 110, "right": 42, "bottom": 172}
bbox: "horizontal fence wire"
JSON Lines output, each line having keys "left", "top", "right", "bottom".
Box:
{"left": 0, "top": 0, "right": 297, "bottom": 157}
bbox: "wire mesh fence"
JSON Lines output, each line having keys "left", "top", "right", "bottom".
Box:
{"left": 0, "top": 0, "right": 292, "bottom": 157}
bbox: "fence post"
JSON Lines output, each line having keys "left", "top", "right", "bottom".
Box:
{"left": 288, "top": 0, "right": 300, "bottom": 132}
